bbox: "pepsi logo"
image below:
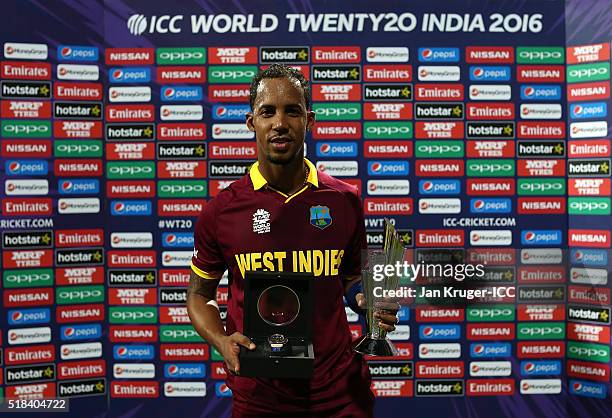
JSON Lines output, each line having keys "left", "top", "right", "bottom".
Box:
{"left": 524, "top": 232, "right": 536, "bottom": 242}
{"left": 421, "top": 49, "right": 432, "bottom": 59}
{"left": 12, "top": 312, "right": 23, "bottom": 321}
{"left": 472, "top": 68, "right": 484, "bottom": 78}
{"left": 573, "top": 383, "right": 581, "bottom": 391}
{"left": 216, "top": 106, "right": 227, "bottom": 117}
{"left": 423, "top": 327, "right": 434, "bottom": 336}
{"left": 62, "top": 181, "right": 73, "bottom": 192}
{"left": 9, "top": 162, "right": 20, "bottom": 173}
{"left": 474, "top": 200, "right": 485, "bottom": 210}
{"left": 573, "top": 105, "right": 582, "bottom": 116}
{"left": 64, "top": 327, "right": 75, "bottom": 337}
{"left": 524, "top": 362, "right": 535, "bottom": 372}
{"left": 371, "top": 163, "right": 382, "bottom": 172}
{"left": 168, "top": 365, "right": 178, "bottom": 375}
{"left": 114, "top": 202, "right": 125, "bottom": 213}
{"left": 61, "top": 47, "right": 72, "bottom": 57}
{"left": 117, "top": 347, "right": 128, "bottom": 357}
{"left": 574, "top": 251, "right": 583, "bottom": 260}
{"left": 473, "top": 345, "right": 484, "bottom": 354}
{"left": 218, "top": 383, "right": 231, "bottom": 393}
{"left": 524, "top": 87, "right": 535, "bottom": 97}
{"left": 164, "top": 88, "right": 175, "bottom": 99}
{"left": 165, "top": 234, "right": 177, "bottom": 245}
{"left": 113, "top": 70, "right": 123, "bottom": 80}
{"left": 422, "top": 182, "right": 433, "bottom": 192}
{"left": 319, "top": 144, "right": 331, "bottom": 154}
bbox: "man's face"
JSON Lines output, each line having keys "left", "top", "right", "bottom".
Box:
{"left": 247, "top": 77, "right": 314, "bottom": 165}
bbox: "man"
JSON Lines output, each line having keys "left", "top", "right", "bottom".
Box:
{"left": 187, "top": 64, "right": 398, "bottom": 417}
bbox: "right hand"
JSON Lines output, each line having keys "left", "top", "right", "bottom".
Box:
{"left": 219, "top": 332, "right": 256, "bottom": 375}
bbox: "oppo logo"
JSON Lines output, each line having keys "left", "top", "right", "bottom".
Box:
{"left": 569, "top": 67, "right": 608, "bottom": 78}
{"left": 160, "top": 184, "right": 205, "bottom": 193}
{"left": 162, "top": 329, "right": 197, "bottom": 339}
{"left": 111, "top": 311, "right": 155, "bottom": 320}
{"left": 519, "top": 51, "right": 562, "bottom": 60}
{"left": 315, "top": 107, "right": 359, "bottom": 117}
{"left": 58, "top": 289, "right": 102, "bottom": 300}
{"left": 210, "top": 69, "right": 256, "bottom": 79}
{"left": 469, "top": 163, "right": 513, "bottom": 173}
{"left": 159, "top": 51, "right": 205, "bottom": 61}
{"left": 470, "top": 308, "right": 512, "bottom": 318}
{"left": 4, "top": 124, "right": 49, "bottom": 134}
{"left": 6, "top": 273, "right": 51, "bottom": 283}
{"left": 569, "top": 346, "right": 607, "bottom": 357}
{"left": 520, "top": 183, "right": 563, "bottom": 192}
{"left": 109, "top": 166, "right": 153, "bottom": 175}
{"left": 366, "top": 126, "right": 410, "bottom": 135}
{"left": 569, "top": 201, "right": 609, "bottom": 211}
{"left": 520, "top": 327, "right": 563, "bottom": 336}
{"left": 417, "top": 144, "right": 461, "bottom": 154}
{"left": 56, "top": 144, "right": 100, "bottom": 153}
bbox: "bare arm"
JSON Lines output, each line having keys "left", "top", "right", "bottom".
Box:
{"left": 186, "top": 271, "right": 226, "bottom": 350}
{"left": 186, "top": 271, "right": 255, "bottom": 374}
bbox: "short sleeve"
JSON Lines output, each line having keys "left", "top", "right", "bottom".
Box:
{"left": 340, "top": 189, "right": 366, "bottom": 279}
{"left": 191, "top": 199, "right": 226, "bottom": 279}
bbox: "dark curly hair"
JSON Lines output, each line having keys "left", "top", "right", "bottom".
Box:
{"left": 249, "top": 64, "right": 310, "bottom": 110}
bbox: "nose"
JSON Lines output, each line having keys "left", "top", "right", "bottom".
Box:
{"left": 271, "top": 111, "right": 289, "bottom": 132}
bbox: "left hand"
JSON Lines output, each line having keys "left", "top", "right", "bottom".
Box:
{"left": 356, "top": 293, "right": 400, "bottom": 332}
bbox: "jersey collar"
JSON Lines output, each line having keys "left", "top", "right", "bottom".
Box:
{"left": 250, "top": 158, "right": 319, "bottom": 190}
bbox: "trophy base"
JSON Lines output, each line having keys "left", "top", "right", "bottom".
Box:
{"left": 352, "top": 335, "right": 398, "bottom": 356}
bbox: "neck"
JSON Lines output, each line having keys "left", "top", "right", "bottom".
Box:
{"left": 259, "top": 157, "right": 308, "bottom": 195}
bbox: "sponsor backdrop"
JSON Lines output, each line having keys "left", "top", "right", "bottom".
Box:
{"left": 0, "top": 0, "right": 611, "bottom": 417}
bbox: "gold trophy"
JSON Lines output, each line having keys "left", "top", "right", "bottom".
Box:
{"left": 353, "top": 219, "right": 406, "bottom": 356}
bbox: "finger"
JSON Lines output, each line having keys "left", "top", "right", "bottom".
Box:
{"left": 378, "top": 322, "right": 396, "bottom": 332}
{"left": 356, "top": 293, "right": 367, "bottom": 309}
{"left": 377, "top": 313, "right": 399, "bottom": 324}
{"left": 374, "top": 301, "right": 400, "bottom": 312}
{"left": 226, "top": 356, "right": 239, "bottom": 375}
{"left": 231, "top": 332, "right": 256, "bottom": 350}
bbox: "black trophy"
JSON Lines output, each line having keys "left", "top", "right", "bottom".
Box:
{"left": 239, "top": 271, "right": 314, "bottom": 378}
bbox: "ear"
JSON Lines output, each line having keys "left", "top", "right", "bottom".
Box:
{"left": 246, "top": 112, "right": 255, "bottom": 132}
{"left": 306, "top": 110, "right": 315, "bottom": 132}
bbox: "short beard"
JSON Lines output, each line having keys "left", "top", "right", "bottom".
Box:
{"left": 265, "top": 146, "right": 303, "bottom": 165}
